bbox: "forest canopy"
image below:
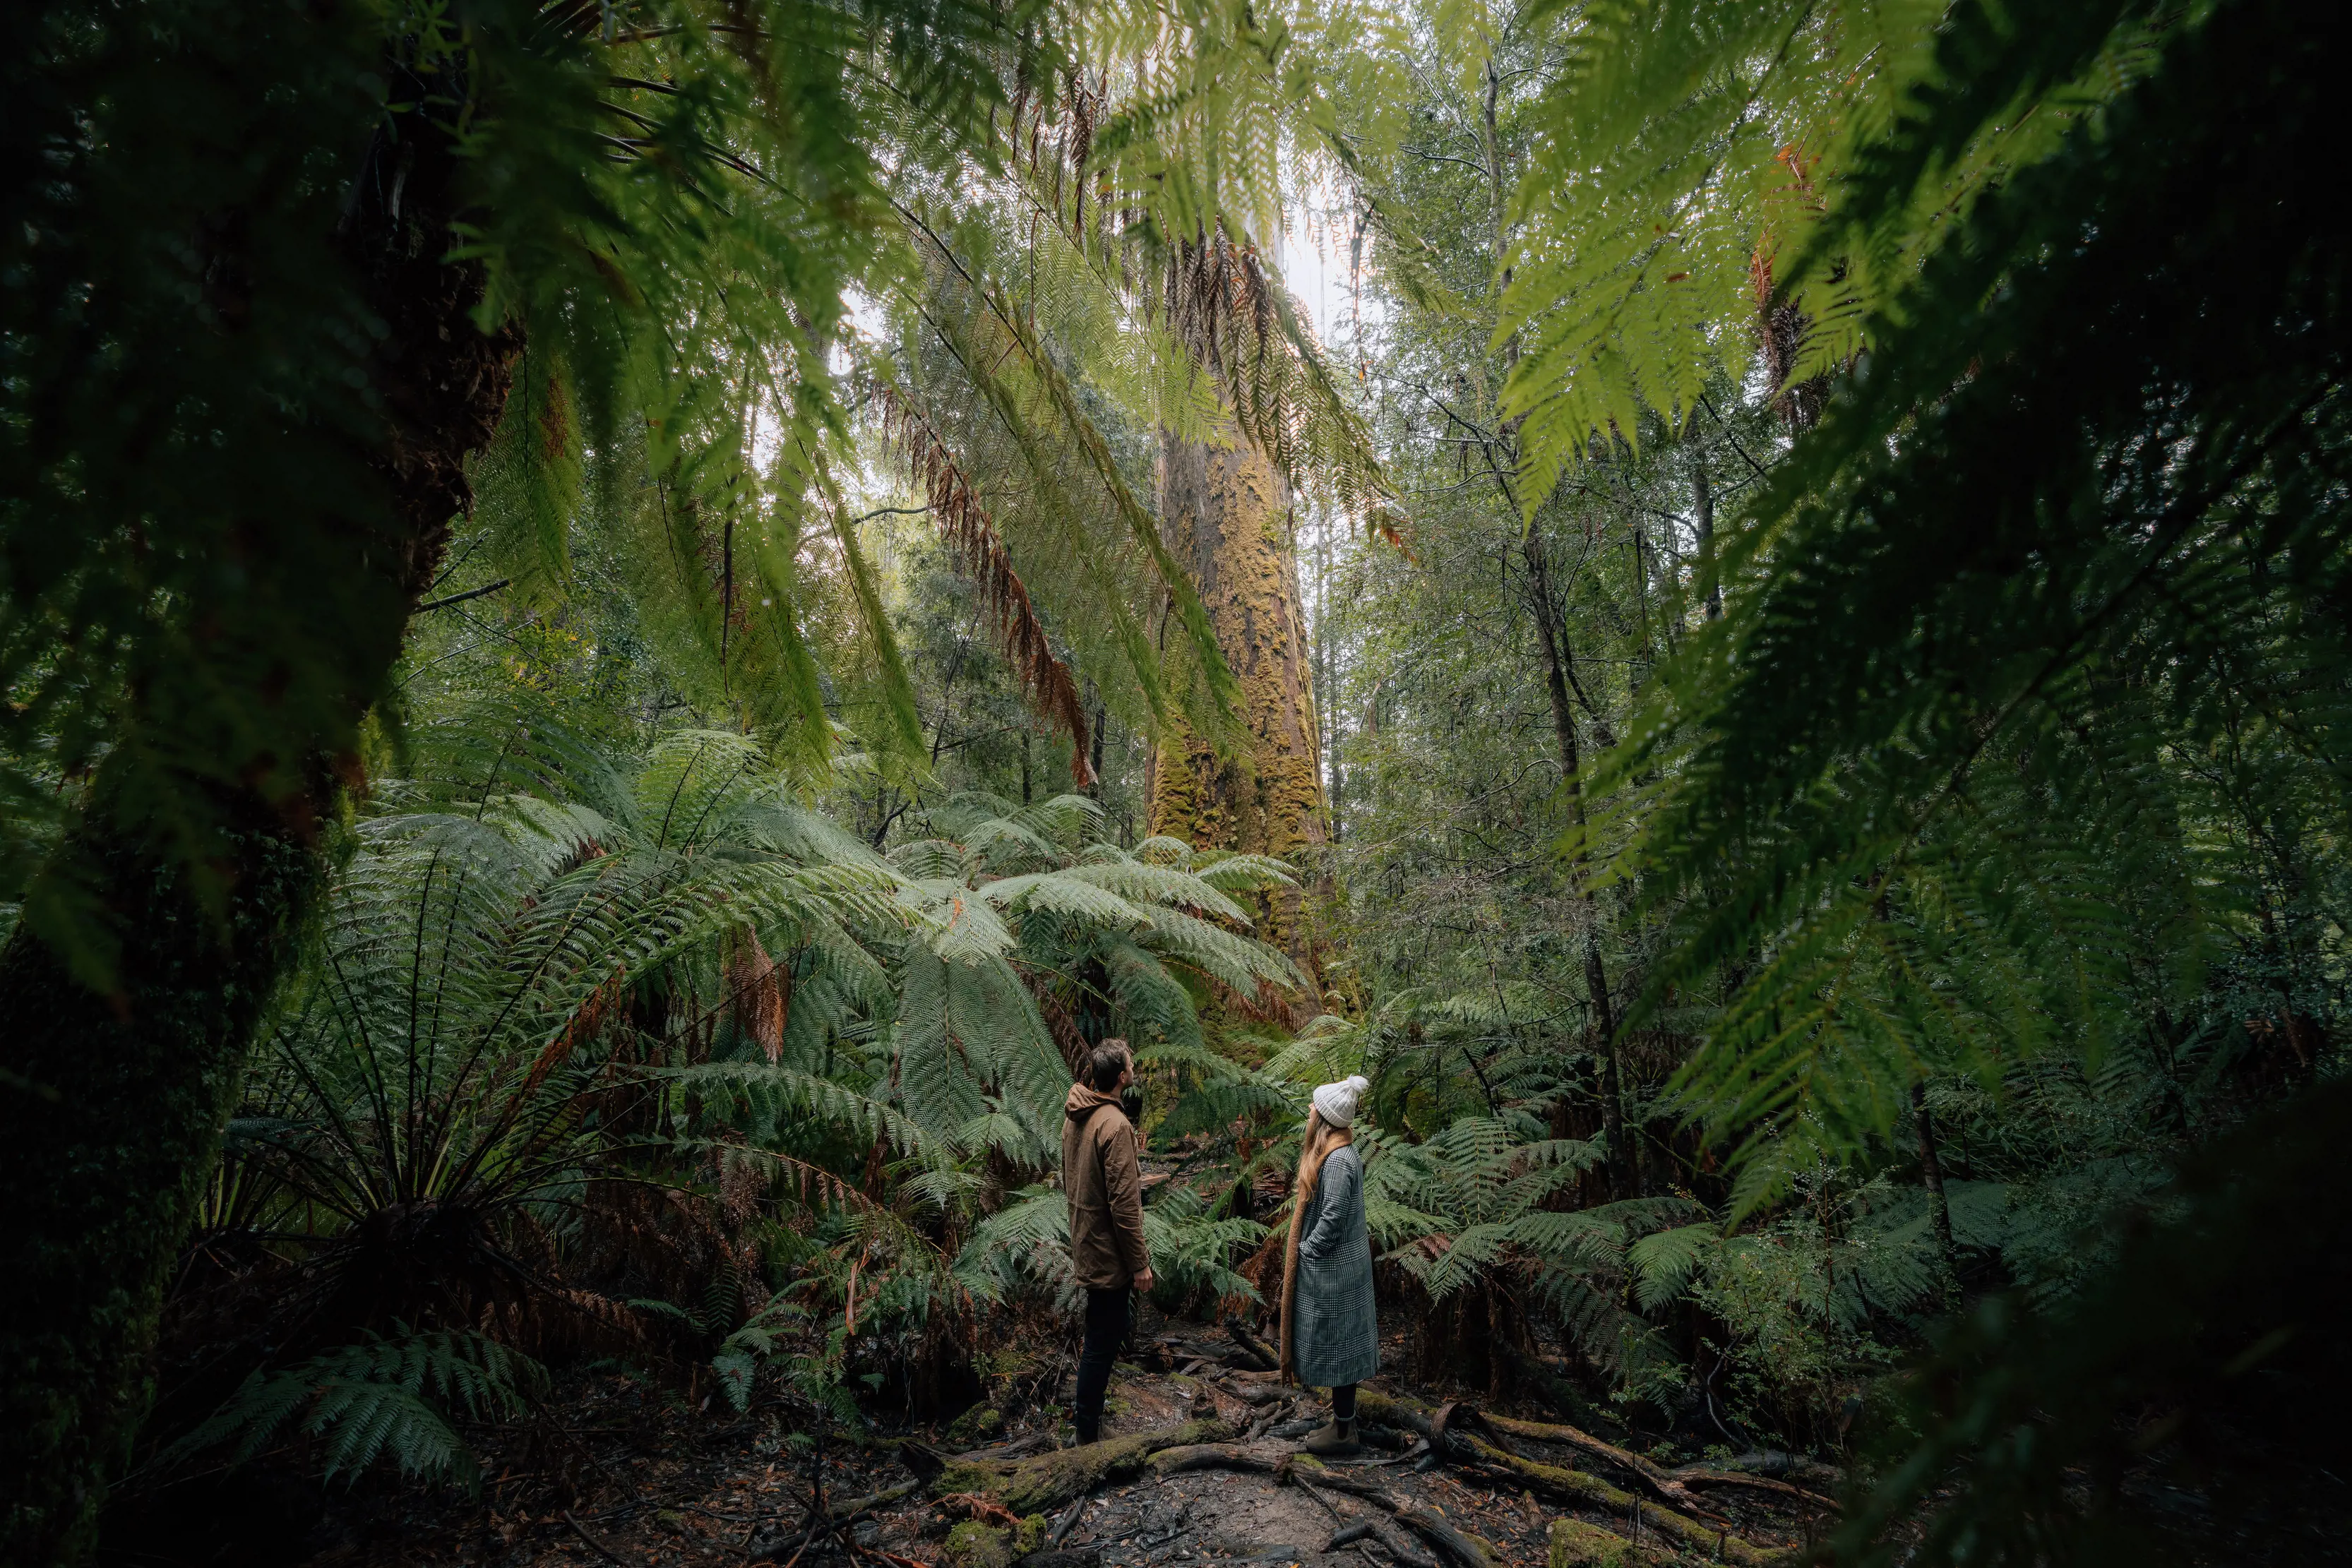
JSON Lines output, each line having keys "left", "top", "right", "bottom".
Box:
{"left": 3, "top": 0, "right": 2346, "bottom": 1564}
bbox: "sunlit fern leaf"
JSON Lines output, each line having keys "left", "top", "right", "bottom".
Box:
{"left": 1062, "top": 859, "right": 1252, "bottom": 923}
{"left": 977, "top": 872, "right": 1154, "bottom": 930}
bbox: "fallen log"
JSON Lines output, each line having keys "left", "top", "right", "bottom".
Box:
{"left": 955, "top": 1435, "right": 1056, "bottom": 1464}
{"left": 933, "top": 1420, "right": 1235, "bottom": 1516}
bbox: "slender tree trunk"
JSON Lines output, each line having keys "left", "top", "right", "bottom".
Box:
{"left": 1519, "top": 527, "right": 1637, "bottom": 1199}
{"left": 1085, "top": 688, "right": 1107, "bottom": 798}
{"left": 1146, "top": 431, "right": 1329, "bottom": 1015}
{"left": 1690, "top": 436, "right": 1722, "bottom": 622}
{"left": 0, "top": 114, "right": 516, "bottom": 1565}
{"left": 1912, "top": 1080, "right": 1962, "bottom": 1307}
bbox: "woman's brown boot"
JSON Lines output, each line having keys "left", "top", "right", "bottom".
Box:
{"left": 1303, "top": 1416, "right": 1361, "bottom": 1456}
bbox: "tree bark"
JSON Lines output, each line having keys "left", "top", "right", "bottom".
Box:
{"left": 1517, "top": 527, "right": 1637, "bottom": 1199}
{"left": 0, "top": 107, "right": 516, "bottom": 1564}
{"left": 1146, "top": 432, "right": 1329, "bottom": 1016}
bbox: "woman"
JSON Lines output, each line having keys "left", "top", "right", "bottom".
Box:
{"left": 1278, "top": 1075, "right": 1377, "bottom": 1455}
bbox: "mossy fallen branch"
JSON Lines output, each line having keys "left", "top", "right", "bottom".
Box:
{"left": 1446, "top": 1432, "right": 1795, "bottom": 1567}
{"left": 1478, "top": 1411, "right": 1717, "bottom": 1513}
{"left": 932, "top": 1420, "right": 1236, "bottom": 1514}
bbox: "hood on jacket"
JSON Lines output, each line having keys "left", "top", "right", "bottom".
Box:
{"left": 1065, "top": 1083, "right": 1123, "bottom": 1119}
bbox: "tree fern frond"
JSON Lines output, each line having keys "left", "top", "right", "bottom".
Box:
{"left": 877, "top": 386, "right": 1094, "bottom": 779}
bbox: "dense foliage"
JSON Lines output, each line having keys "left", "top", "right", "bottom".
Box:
{"left": 3, "top": 0, "right": 2346, "bottom": 1563}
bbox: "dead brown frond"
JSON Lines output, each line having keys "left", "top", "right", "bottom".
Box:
{"left": 1154, "top": 228, "right": 1394, "bottom": 523}
{"left": 1019, "top": 968, "right": 1092, "bottom": 1077}
{"left": 878, "top": 388, "right": 1094, "bottom": 784}
{"left": 721, "top": 1143, "right": 893, "bottom": 1219}
{"left": 724, "top": 926, "right": 789, "bottom": 1063}
{"left": 1002, "top": 66, "right": 1109, "bottom": 251}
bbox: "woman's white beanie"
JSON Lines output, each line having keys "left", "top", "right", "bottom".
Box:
{"left": 1312, "top": 1075, "right": 1371, "bottom": 1130}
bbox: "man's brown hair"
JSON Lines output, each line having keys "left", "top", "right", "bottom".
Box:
{"left": 1086, "top": 1039, "right": 1133, "bottom": 1093}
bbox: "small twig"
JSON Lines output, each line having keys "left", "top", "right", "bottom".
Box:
{"left": 563, "top": 1510, "right": 631, "bottom": 1567}
{"left": 418, "top": 577, "right": 513, "bottom": 613}
{"left": 1051, "top": 1496, "right": 1091, "bottom": 1546}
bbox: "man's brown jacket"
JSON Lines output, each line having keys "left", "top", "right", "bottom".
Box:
{"left": 1061, "top": 1084, "right": 1149, "bottom": 1288}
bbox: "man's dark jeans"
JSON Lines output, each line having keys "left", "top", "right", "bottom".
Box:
{"left": 1072, "top": 1284, "right": 1130, "bottom": 1444}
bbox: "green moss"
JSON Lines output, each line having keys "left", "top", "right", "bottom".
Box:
{"left": 1548, "top": 1519, "right": 1632, "bottom": 1568}
{"left": 941, "top": 1513, "right": 1048, "bottom": 1568}
{"left": 943, "top": 1522, "right": 1015, "bottom": 1568}
{"left": 943, "top": 1403, "right": 1005, "bottom": 1450}
{"left": 1017, "top": 1514, "right": 1049, "bottom": 1555}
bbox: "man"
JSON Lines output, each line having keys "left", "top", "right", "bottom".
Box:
{"left": 1062, "top": 1039, "right": 1154, "bottom": 1445}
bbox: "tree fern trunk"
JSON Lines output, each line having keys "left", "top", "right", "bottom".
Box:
{"left": 1146, "top": 431, "right": 1329, "bottom": 1016}
{"left": 0, "top": 114, "right": 515, "bottom": 1565}
{"left": 1912, "top": 1080, "right": 1961, "bottom": 1307}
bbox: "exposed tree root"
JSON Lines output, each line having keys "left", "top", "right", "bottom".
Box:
{"left": 1342, "top": 1392, "right": 1796, "bottom": 1568}
{"left": 1395, "top": 1504, "right": 1501, "bottom": 1568}
{"left": 1228, "top": 1322, "right": 1280, "bottom": 1370}
{"left": 1669, "top": 1468, "right": 1839, "bottom": 1512}
{"left": 1445, "top": 1433, "right": 1792, "bottom": 1567}
{"left": 1282, "top": 1461, "right": 1438, "bottom": 1568}
{"left": 1146, "top": 1442, "right": 1285, "bottom": 1478}
{"left": 1478, "top": 1411, "right": 1720, "bottom": 1513}
{"left": 931, "top": 1420, "right": 1236, "bottom": 1515}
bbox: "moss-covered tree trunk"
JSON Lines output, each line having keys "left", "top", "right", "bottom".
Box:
{"left": 1146, "top": 432, "right": 1329, "bottom": 1014}
{"left": 0, "top": 113, "right": 515, "bottom": 1565}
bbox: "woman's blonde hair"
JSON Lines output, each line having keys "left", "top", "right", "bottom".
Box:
{"left": 1288, "top": 1107, "right": 1351, "bottom": 1216}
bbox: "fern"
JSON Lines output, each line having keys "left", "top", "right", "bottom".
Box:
{"left": 167, "top": 1329, "right": 544, "bottom": 1490}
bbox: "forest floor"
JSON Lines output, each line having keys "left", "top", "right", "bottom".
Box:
{"left": 236, "top": 1314, "right": 1836, "bottom": 1568}
{"left": 100, "top": 1307, "right": 2352, "bottom": 1567}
